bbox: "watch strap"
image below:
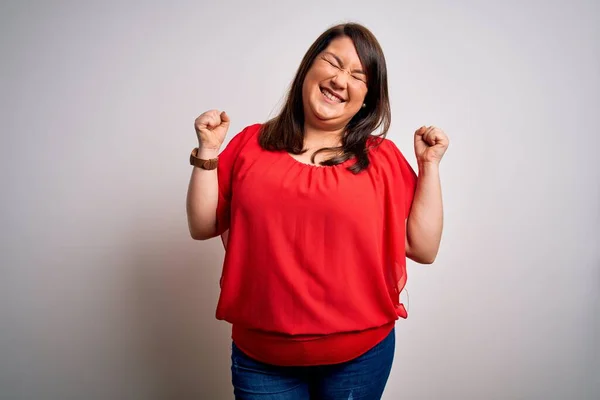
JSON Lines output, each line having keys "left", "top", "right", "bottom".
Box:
{"left": 190, "top": 148, "right": 218, "bottom": 170}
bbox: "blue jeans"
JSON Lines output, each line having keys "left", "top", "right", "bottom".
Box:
{"left": 231, "top": 328, "right": 395, "bottom": 400}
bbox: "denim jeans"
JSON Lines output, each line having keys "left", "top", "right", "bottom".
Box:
{"left": 230, "top": 328, "right": 395, "bottom": 400}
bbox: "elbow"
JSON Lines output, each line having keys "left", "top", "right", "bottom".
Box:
{"left": 405, "top": 235, "right": 440, "bottom": 265}
{"left": 417, "top": 255, "right": 437, "bottom": 265}
{"left": 190, "top": 231, "right": 210, "bottom": 241}
{"left": 187, "top": 216, "right": 218, "bottom": 240}
{"left": 188, "top": 226, "right": 216, "bottom": 241}
{"left": 406, "top": 247, "right": 438, "bottom": 265}
{"left": 408, "top": 253, "right": 436, "bottom": 265}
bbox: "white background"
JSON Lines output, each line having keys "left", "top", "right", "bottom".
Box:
{"left": 1, "top": 0, "right": 599, "bottom": 399}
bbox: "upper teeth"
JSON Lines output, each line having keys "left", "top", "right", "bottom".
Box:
{"left": 322, "top": 89, "right": 342, "bottom": 103}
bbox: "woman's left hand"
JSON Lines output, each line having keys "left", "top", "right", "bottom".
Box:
{"left": 414, "top": 126, "right": 449, "bottom": 165}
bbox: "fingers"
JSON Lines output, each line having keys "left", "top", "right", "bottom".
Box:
{"left": 415, "top": 125, "right": 434, "bottom": 143}
{"left": 205, "top": 110, "right": 222, "bottom": 129}
{"left": 415, "top": 126, "right": 427, "bottom": 136}
{"left": 415, "top": 125, "right": 446, "bottom": 146}
{"left": 424, "top": 126, "right": 437, "bottom": 146}
{"left": 220, "top": 111, "right": 230, "bottom": 126}
{"left": 196, "top": 109, "right": 224, "bottom": 130}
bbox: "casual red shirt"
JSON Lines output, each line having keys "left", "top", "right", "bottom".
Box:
{"left": 214, "top": 123, "right": 417, "bottom": 366}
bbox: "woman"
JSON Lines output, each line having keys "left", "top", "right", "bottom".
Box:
{"left": 186, "top": 23, "right": 448, "bottom": 400}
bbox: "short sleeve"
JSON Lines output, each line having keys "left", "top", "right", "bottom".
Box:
{"left": 215, "top": 125, "right": 257, "bottom": 235}
{"left": 387, "top": 141, "right": 417, "bottom": 217}
{"left": 371, "top": 138, "right": 418, "bottom": 318}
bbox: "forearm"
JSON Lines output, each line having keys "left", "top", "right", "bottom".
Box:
{"left": 186, "top": 148, "right": 220, "bottom": 240}
{"left": 406, "top": 162, "right": 443, "bottom": 264}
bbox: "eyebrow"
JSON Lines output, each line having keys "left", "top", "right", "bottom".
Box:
{"left": 323, "top": 51, "right": 366, "bottom": 75}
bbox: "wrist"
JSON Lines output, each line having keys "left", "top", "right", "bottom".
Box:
{"left": 417, "top": 161, "right": 440, "bottom": 174}
{"left": 196, "top": 146, "right": 220, "bottom": 159}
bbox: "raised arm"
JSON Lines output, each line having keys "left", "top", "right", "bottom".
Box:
{"left": 405, "top": 126, "right": 449, "bottom": 264}
{"left": 186, "top": 110, "right": 230, "bottom": 240}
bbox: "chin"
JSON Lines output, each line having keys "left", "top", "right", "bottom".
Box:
{"left": 310, "top": 97, "right": 343, "bottom": 121}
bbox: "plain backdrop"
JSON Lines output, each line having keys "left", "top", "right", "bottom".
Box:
{"left": 1, "top": 0, "right": 599, "bottom": 399}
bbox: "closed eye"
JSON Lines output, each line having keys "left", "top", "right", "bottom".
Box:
{"left": 322, "top": 57, "right": 341, "bottom": 69}
{"left": 351, "top": 74, "right": 366, "bottom": 83}
{"left": 321, "top": 55, "right": 367, "bottom": 84}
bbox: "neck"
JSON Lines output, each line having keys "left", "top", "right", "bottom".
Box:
{"left": 303, "top": 123, "right": 345, "bottom": 148}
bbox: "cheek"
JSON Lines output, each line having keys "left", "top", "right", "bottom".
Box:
{"left": 301, "top": 79, "right": 314, "bottom": 105}
{"left": 302, "top": 74, "right": 318, "bottom": 97}
{"left": 349, "top": 87, "right": 367, "bottom": 106}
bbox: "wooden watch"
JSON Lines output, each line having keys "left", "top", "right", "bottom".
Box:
{"left": 190, "top": 148, "right": 218, "bottom": 170}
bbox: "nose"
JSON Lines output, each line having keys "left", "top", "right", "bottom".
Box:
{"left": 330, "top": 70, "right": 349, "bottom": 89}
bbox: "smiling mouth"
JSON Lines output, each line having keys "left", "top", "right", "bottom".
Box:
{"left": 320, "top": 87, "right": 345, "bottom": 103}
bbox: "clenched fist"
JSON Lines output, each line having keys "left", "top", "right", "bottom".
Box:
{"left": 414, "top": 126, "right": 449, "bottom": 165}
{"left": 194, "top": 110, "right": 230, "bottom": 151}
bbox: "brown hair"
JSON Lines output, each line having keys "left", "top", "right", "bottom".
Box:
{"left": 258, "top": 22, "right": 391, "bottom": 174}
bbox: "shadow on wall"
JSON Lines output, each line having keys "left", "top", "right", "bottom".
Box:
{"left": 127, "top": 228, "right": 233, "bottom": 399}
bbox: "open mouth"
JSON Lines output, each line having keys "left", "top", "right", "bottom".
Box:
{"left": 320, "top": 87, "right": 345, "bottom": 103}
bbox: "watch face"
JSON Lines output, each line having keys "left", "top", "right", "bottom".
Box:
{"left": 204, "top": 158, "right": 218, "bottom": 170}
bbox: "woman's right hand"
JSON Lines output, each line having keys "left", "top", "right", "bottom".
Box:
{"left": 194, "top": 110, "right": 230, "bottom": 151}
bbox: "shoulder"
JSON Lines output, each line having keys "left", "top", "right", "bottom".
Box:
{"left": 222, "top": 123, "right": 263, "bottom": 152}
{"left": 367, "top": 136, "right": 408, "bottom": 165}
{"left": 367, "top": 136, "right": 416, "bottom": 180}
{"left": 230, "top": 123, "right": 263, "bottom": 143}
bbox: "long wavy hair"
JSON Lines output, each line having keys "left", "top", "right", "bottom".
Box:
{"left": 258, "top": 23, "right": 391, "bottom": 174}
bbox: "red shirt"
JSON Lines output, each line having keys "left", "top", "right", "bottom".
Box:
{"left": 214, "top": 124, "right": 417, "bottom": 366}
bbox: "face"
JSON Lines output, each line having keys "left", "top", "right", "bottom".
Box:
{"left": 302, "top": 36, "right": 368, "bottom": 131}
